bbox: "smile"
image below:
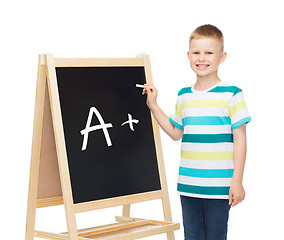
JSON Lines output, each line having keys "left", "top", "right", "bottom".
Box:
{"left": 196, "top": 64, "right": 210, "bottom": 70}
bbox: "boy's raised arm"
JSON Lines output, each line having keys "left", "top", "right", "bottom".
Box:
{"left": 142, "top": 84, "right": 183, "bottom": 141}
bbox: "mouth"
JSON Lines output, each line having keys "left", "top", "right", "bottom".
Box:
{"left": 196, "top": 64, "right": 210, "bottom": 70}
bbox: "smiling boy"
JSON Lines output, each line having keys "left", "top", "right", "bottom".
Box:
{"left": 142, "top": 24, "right": 251, "bottom": 239}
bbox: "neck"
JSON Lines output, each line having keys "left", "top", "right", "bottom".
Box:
{"left": 195, "top": 73, "right": 221, "bottom": 91}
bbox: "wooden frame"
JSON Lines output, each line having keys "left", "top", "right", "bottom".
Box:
{"left": 25, "top": 54, "right": 179, "bottom": 240}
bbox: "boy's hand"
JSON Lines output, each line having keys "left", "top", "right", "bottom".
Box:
{"left": 141, "top": 84, "right": 183, "bottom": 141}
{"left": 229, "top": 181, "right": 245, "bottom": 207}
{"left": 142, "top": 84, "right": 158, "bottom": 109}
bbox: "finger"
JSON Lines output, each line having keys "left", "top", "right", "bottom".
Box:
{"left": 228, "top": 192, "right": 233, "bottom": 206}
{"left": 152, "top": 86, "right": 158, "bottom": 93}
{"left": 144, "top": 84, "right": 152, "bottom": 94}
{"left": 142, "top": 84, "right": 150, "bottom": 94}
{"left": 231, "top": 197, "right": 239, "bottom": 207}
{"left": 232, "top": 195, "right": 243, "bottom": 207}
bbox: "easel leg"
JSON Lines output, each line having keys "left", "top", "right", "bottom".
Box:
{"left": 25, "top": 56, "right": 47, "bottom": 240}
{"left": 166, "top": 231, "right": 175, "bottom": 240}
{"left": 162, "top": 197, "right": 175, "bottom": 240}
{"left": 25, "top": 168, "right": 39, "bottom": 240}
{"left": 45, "top": 54, "right": 79, "bottom": 240}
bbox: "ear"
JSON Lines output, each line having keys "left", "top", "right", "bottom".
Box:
{"left": 187, "top": 51, "right": 190, "bottom": 60}
{"left": 219, "top": 51, "right": 227, "bottom": 64}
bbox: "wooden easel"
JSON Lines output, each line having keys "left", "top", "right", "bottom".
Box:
{"left": 25, "top": 54, "right": 179, "bottom": 240}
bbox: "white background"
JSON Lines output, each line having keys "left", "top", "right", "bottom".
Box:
{"left": 1, "top": 1, "right": 283, "bottom": 239}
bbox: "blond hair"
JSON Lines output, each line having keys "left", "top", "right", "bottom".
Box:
{"left": 190, "top": 24, "right": 224, "bottom": 52}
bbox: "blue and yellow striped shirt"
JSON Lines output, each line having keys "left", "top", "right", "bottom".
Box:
{"left": 169, "top": 81, "right": 251, "bottom": 199}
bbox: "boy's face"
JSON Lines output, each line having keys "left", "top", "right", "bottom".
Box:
{"left": 187, "top": 38, "right": 226, "bottom": 78}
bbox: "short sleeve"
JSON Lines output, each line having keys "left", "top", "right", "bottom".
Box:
{"left": 229, "top": 89, "right": 252, "bottom": 129}
{"left": 169, "top": 95, "right": 184, "bottom": 130}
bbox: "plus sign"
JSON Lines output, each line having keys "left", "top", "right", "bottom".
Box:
{"left": 121, "top": 113, "right": 139, "bottom": 131}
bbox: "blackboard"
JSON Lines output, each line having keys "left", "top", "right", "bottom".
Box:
{"left": 56, "top": 67, "right": 161, "bottom": 204}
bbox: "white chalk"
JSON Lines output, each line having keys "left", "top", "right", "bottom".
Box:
{"left": 136, "top": 84, "right": 153, "bottom": 89}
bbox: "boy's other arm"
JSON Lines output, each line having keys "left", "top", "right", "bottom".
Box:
{"left": 142, "top": 85, "right": 183, "bottom": 141}
{"left": 229, "top": 123, "right": 247, "bottom": 207}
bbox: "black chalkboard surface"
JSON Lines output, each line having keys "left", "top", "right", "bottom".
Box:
{"left": 56, "top": 67, "right": 161, "bottom": 204}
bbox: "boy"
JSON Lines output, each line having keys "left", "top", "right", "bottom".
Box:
{"left": 142, "top": 24, "right": 251, "bottom": 240}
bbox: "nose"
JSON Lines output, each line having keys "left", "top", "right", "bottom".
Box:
{"left": 199, "top": 53, "right": 205, "bottom": 62}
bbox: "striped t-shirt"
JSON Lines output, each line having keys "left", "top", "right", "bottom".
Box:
{"left": 169, "top": 80, "right": 251, "bottom": 199}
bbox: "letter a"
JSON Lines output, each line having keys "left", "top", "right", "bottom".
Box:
{"left": 80, "top": 107, "right": 113, "bottom": 150}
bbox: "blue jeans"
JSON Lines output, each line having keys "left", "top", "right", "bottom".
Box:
{"left": 180, "top": 195, "right": 231, "bottom": 240}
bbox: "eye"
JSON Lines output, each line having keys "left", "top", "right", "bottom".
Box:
{"left": 192, "top": 52, "right": 199, "bottom": 55}
{"left": 206, "top": 52, "right": 213, "bottom": 55}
